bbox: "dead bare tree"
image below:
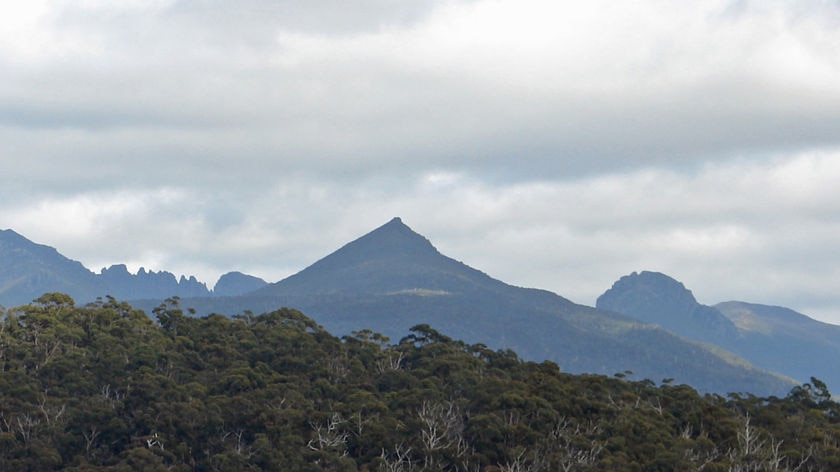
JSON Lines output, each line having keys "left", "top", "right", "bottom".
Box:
{"left": 379, "top": 444, "right": 417, "bottom": 472}
{"left": 726, "top": 414, "right": 792, "bottom": 472}
{"left": 418, "top": 399, "right": 465, "bottom": 452}
{"left": 307, "top": 412, "right": 349, "bottom": 456}
{"left": 376, "top": 351, "right": 405, "bottom": 374}
{"left": 543, "top": 417, "right": 604, "bottom": 472}
{"left": 416, "top": 399, "right": 469, "bottom": 470}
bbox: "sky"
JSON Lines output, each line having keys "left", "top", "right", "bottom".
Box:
{"left": 2, "top": 0, "right": 840, "bottom": 322}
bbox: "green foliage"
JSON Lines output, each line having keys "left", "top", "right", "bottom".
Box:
{"left": 1, "top": 294, "right": 838, "bottom": 470}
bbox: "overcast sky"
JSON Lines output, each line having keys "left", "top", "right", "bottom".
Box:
{"left": 3, "top": 0, "right": 840, "bottom": 322}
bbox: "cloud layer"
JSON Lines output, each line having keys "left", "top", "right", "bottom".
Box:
{"left": 2, "top": 0, "right": 840, "bottom": 321}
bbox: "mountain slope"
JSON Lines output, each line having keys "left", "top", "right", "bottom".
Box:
{"left": 715, "top": 301, "right": 840, "bottom": 392}
{"left": 170, "top": 219, "right": 795, "bottom": 395}
{"left": 0, "top": 229, "right": 104, "bottom": 305}
{"left": 716, "top": 301, "right": 840, "bottom": 341}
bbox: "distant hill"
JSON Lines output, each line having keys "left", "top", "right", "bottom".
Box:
{"left": 157, "top": 218, "right": 795, "bottom": 396}
{"left": 597, "top": 271, "right": 840, "bottom": 393}
{"left": 213, "top": 271, "right": 267, "bottom": 297}
{"left": 716, "top": 301, "right": 840, "bottom": 393}
{"left": 0, "top": 229, "right": 260, "bottom": 306}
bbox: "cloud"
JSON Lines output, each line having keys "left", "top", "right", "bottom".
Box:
{"left": 3, "top": 1, "right": 839, "bottom": 176}
{"left": 2, "top": 1, "right": 840, "bottom": 322}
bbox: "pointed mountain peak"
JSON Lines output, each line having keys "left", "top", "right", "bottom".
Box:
{"left": 324, "top": 217, "right": 439, "bottom": 264}
{"left": 371, "top": 216, "right": 427, "bottom": 240}
{"left": 258, "top": 218, "right": 511, "bottom": 296}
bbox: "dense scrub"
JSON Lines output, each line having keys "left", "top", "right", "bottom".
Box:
{"left": 1, "top": 293, "right": 839, "bottom": 471}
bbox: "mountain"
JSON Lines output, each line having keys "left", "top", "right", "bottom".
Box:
{"left": 0, "top": 229, "right": 214, "bottom": 306}
{"left": 0, "top": 221, "right": 801, "bottom": 395}
{"left": 596, "top": 271, "right": 740, "bottom": 345}
{"left": 597, "top": 271, "right": 840, "bottom": 393}
{"left": 163, "top": 218, "right": 795, "bottom": 396}
{"left": 255, "top": 217, "right": 523, "bottom": 297}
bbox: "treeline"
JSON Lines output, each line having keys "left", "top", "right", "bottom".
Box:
{"left": 1, "top": 294, "right": 839, "bottom": 471}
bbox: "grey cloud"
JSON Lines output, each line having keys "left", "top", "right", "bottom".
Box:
{"left": 5, "top": 1, "right": 840, "bottom": 178}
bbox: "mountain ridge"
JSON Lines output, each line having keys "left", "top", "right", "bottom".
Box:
{"left": 0, "top": 229, "right": 261, "bottom": 305}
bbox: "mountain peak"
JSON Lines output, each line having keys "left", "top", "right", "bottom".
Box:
{"left": 375, "top": 216, "right": 425, "bottom": 237}
{"left": 322, "top": 217, "right": 439, "bottom": 265}
{"left": 1, "top": 229, "right": 65, "bottom": 259}
{"left": 256, "top": 218, "right": 512, "bottom": 296}
{"left": 1, "top": 228, "right": 25, "bottom": 242}
{"left": 599, "top": 271, "right": 699, "bottom": 310}
{"left": 597, "top": 270, "right": 738, "bottom": 343}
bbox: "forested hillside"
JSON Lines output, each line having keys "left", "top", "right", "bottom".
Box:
{"left": 1, "top": 294, "right": 838, "bottom": 471}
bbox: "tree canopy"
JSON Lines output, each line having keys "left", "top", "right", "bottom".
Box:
{"left": 1, "top": 294, "right": 838, "bottom": 471}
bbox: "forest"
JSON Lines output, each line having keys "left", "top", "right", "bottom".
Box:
{"left": 1, "top": 293, "right": 839, "bottom": 471}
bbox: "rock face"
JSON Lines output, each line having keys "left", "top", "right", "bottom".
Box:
{"left": 98, "top": 264, "right": 210, "bottom": 300}
{"left": 213, "top": 271, "right": 267, "bottom": 297}
{"left": 596, "top": 271, "right": 739, "bottom": 345}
